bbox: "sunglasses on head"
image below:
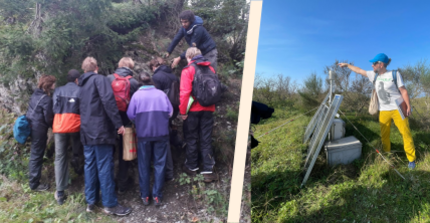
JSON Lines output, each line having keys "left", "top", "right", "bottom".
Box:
{"left": 372, "top": 61, "right": 380, "bottom": 66}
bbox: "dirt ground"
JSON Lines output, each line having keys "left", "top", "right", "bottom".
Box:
{"left": 65, "top": 143, "right": 232, "bottom": 223}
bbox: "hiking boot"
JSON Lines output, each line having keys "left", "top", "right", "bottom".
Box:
{"left": 203, "top": 173, "right": 218, "bottom": 183}
{"left": 221, "top": 83, "right": 229, "bottom": 93}
{"left": 142, "top": 197, "right": 150, "bottom": 206}
{"left": 182, "top": 165, "right": 197, "bottom": 176}
{"left": 71, "top": 157, "right": 84, "bottom": 175}
{"left": 86, "top": 204, "right": 96, "bottom": 213}
{"left": 54, "top": 191, "right": 66, "bottom": 205}
{"left": 165, "top": 177, "right": 175, "bottom": 182}
{"left": 154, "top": 197, "right": 163, "bottom": 207}
{"left": 409, "top": 161, "right": 416, "bottom": 169}
{"left": 103, "top": 204, "right": 131, "bottom": 216}
{"left": 32, "top": 184, "right": 50, "bottom": 192}
{"left": 118, "top": 189, "right": 126, "bottom": 195}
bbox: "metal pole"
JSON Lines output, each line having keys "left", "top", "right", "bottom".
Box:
{"left": 328, "top": 70, "right": 333, "bottom": 140}
{"left": 329, "top": 70, "right": 333, "bottom": 104}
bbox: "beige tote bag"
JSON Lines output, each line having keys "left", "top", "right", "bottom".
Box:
{"left": 123, "top": 126, "right": 137, "bottom": 161}
{"left": 369, "top": 89, "right": 378, "bottom": 115}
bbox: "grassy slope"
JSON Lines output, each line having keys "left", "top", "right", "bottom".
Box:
{"left": 251, "top": 106, "right": 430, "bottom": 223}
{"left": 0, "top": 164, "right": 114, "bottom": 223}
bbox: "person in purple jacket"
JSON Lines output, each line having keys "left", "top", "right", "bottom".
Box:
{"left": 127, "top": 72, "right": 173, "bottom": 207}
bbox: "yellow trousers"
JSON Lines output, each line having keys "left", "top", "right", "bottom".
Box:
{"left": 379, "top": 110, "right": 416, "bottom": 162}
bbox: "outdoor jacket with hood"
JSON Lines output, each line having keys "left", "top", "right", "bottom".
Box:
{"left": 26, "top": 88, "right": 54, "bottom": 130}
{"left": 78, "top": 71, "right": 123, "bottom": 145}
{"left": 167, "top": 16, "right": 216, "bottom": 60}
{"left": 52, "top": 82, "right": 81, "bottom": 133}
{"left": 152, "top": 65, "right": 179, "bottom": 91}
{"left": 179, "top": 55, "right": 216, "bottom": 115}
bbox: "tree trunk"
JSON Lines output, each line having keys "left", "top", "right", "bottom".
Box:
{"left": 27, "top": 3, "right": 42, "bottom": 37}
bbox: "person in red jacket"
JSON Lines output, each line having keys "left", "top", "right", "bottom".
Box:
{"left": 52, "top": 69, "right": 82, "bottom": 205}
{"left": 179, "top": 47, "right": 217, "bottom": 183}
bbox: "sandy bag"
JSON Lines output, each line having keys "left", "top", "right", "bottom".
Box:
{"left": 369, "top": 72, "right": 379, "bottom": 115}
{"left": 122, "top": 126, "right": 137, "bottom": 161}
{"left": 369, "top": 89, "right": 378, "bottom": 115}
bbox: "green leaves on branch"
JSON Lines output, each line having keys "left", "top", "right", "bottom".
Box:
{"left": 0, "top": 0, "right": 158, "bottom": 84}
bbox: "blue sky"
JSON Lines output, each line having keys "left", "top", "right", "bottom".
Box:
{"left": 255, "top": 0, "right": 430, "bottom": 86}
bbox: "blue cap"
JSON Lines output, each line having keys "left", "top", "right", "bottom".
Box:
{"left": 369, "top": 53, "right": 389, "bottom": 64}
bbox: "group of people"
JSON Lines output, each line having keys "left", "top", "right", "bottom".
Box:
{"left": 25, "top": 10, "right": 220, "bottom": 216}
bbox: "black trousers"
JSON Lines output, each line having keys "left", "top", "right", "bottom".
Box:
{"left": 114, "top": 111, "right": 132, "bottom": 191}
{"left": 29, "top": 127, "right": 48, "bottom": 189}
{"left": 183, "top": 111, "right": 215, "bottom": 173}
{"left": 165, "top": 108, "right": 180, "bottom": 179}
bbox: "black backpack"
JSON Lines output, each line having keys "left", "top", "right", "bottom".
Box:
{"left": 190, "top": 62, "right": 222, "bottom": 106}
{"left": 164, "top": 80, "right": 180, "bottom": 110}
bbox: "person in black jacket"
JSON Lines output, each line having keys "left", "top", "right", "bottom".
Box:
{"left": 107, "top": 57, "right": 139, "bottom": 195}
{"left": 149, "top": 57, "right": 182, "bottom": 182}
{"left": 26, "top": 75, "right": 56, "bottom": 191}
{"left": 165, "top": 10, "right": 218, "bottom": 71}
{"left": 78, "top": 57, "right": 131, "bottom": 216}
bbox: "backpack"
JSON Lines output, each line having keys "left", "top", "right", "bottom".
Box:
{"left": 163, "top": 80, "right": 180, "bottom": 109}
{"left": 13, "top": 94, "right": 46, "bottom": 144}
{"left": 190, "top": 62, "right": 222, "bottom": 107}
{"left": 13, "top": 115, "right": 31, "bottom": 144}
{"left": 373, "top": 70, "right": 398, "bottom": 90}
{"left": 111, "top": 73, "right": 132, "bottom": 112}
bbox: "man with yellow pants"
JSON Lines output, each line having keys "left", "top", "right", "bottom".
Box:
{"left": 338, "top": 53, "right": 416, "bottom": 169}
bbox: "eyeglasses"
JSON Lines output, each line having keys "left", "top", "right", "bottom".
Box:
{"left": 372, "top": 61, "right": 380, "bottom": 66}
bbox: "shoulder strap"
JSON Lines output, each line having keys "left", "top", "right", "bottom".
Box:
{"left": 32, "top": 94, "right": 46, "bottom": 116}
{"left": 113, "top": 73, "right": 122, "bottom": 79}
{"left": 114, "top": 73, "right": 133, "bottom": 80}
{"left": 392, "top": 70, "right": 398, "bottom": 89}
{"left": 373, "top": 73, "right": 378, "bottom": 85}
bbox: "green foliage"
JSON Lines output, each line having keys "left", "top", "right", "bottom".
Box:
{"left": 226, "top": 105, "right": 239, "bottom": 122}
{"left": 0, "top": 0, "right": 159, "bottom": 84}
{"left": 324, "top": 60, "right": 372, "bottom": 115}
{"left": 213, "top": 128, "right": 236, "bottom": 165}
{"left": 218, "top": 55, "right": 245, "bottom": 81}
{"left": 400, "top": 59, "right": 430, "bottom": 100}
{"left": 298, "top": 72, "right": 324, "bottom": 108}
{"left": 108, "top": 2, "right": 156, "bottom": 34}
{"left": 253, "top": 74, "right": 298, "bottom": 108}
{"left": 0, "top": 0, "right": 33, "bottom": 23}
{"left": 178, "top": 172, "right": 191, "bottom": 185}
{"left": 0, "top": 110, "right": 29, "bottom": 181}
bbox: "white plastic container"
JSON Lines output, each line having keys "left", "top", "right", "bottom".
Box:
{"left": 330, "top": 118, "right": 345, "bottom": 140}
{"left": 324, "top": 136, "right": 362, "bottom": 166}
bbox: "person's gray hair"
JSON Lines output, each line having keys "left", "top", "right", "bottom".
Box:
{"left": 185, "top": 47, "right": 202, "bottom": 60}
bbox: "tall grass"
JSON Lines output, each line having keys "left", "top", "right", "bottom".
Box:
{"left": 251, "top": 106, "right": 430, "bottom": 222}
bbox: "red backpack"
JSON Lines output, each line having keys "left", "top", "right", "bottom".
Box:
{"left": 111, "top": 73, "right": 132, "bottom": 112}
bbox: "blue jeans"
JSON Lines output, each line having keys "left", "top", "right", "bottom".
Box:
{"left": 137, "top": 140, "right": 168, "bottom": 199}
{"left": 84, "top": 144, "right": 118, "bottom": 208}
